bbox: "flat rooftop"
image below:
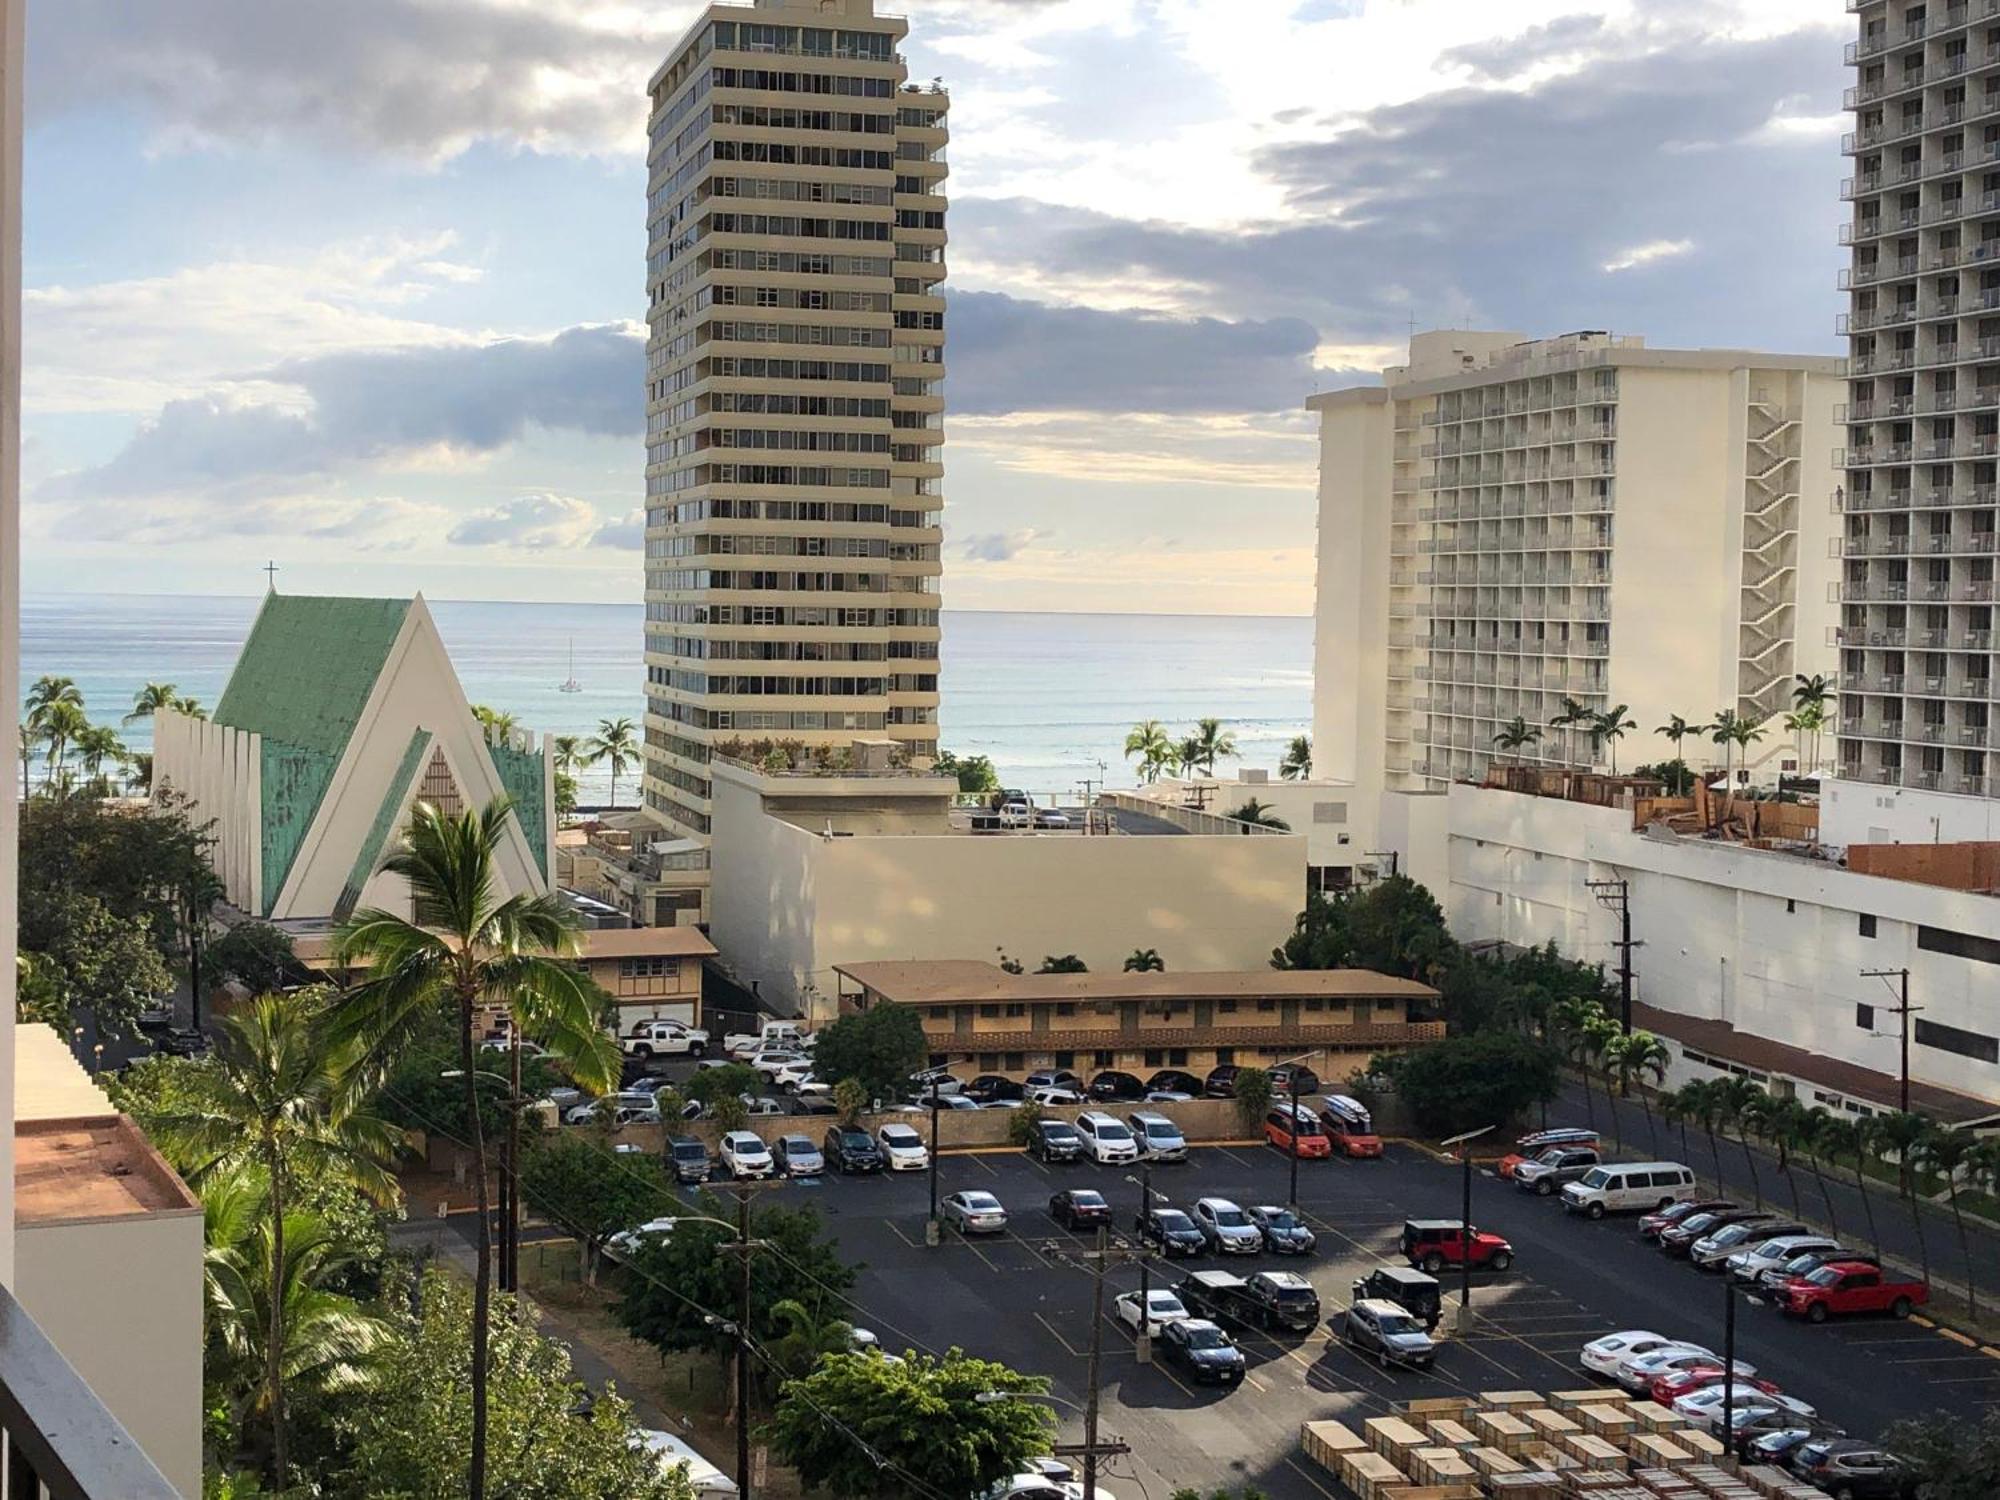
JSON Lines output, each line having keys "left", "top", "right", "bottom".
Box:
{"left": 289, "top": 922, "right": 716, "bottom": 966}
{"left": 835, "top": 960, "right": 1437, "bottom": 1005}
{"left": 16, "top": 1117, "right": 201, "bottom": 1228}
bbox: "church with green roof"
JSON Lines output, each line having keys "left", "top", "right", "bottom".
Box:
{"left": 153, "top": 592, "right": 553, "bottom": 920}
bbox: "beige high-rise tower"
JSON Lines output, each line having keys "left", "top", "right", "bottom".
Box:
{"left": 640, "top": 0, "right": 947, "bottom": 857}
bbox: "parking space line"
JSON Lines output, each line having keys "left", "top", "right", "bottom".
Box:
{"left": 1035, "top": 1312, "right": 1085, "bottom": 1359}
{"left": 1244, "top": 1372, "right": 1270, "bottom": 1392}
{"left": 1282, "top": 1455, "right": 1347, "bottom": 1500}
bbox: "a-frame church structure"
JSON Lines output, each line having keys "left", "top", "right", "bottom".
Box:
{"left": 154, "top": 592, "right": 554, "bottom": 921}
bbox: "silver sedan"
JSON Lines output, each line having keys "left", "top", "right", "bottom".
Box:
{"left": 940, "top": 1190, "right": 1009, "bottom": 1235}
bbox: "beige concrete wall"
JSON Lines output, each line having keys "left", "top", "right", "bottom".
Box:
{"left": 17, "top": 1212, "right": 204, "bottom": 1497}
{"left": 1313, "top": 393, "right": 1394, "bottom": 798}
{"left": 0, "top": 0, "right": 21, "bottom": 1287}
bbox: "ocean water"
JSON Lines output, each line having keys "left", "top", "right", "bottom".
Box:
{"left": 20, "top": 594, "right": 1313, "bottom": 802}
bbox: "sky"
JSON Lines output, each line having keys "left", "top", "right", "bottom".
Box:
{"left": 20, "top": 0, "right": 1850, "bottom": 615}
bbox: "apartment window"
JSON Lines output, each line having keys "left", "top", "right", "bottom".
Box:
{"left": 1857, "top": 1003, "right": 1877, "bottom": 1032}
{"left": 1256, "top": 999, "right": 1277, "bottom": 1013}
{"left": 1919, "top": 925, "right": 2000, "bottom": 964}
{"left": 1214, "top": 1048, "right": 1235, "bottom": 1065}
{"left": 1915, "top": 1017, "right": 2000, "bottom": 1064}
{"left": 1004, "top": 1053, "right": 1024, "bottom": 1071}
{"left": 1055, "top": 1002, "right": 1077, "bottom": 1017}
{"left": 1219, "top": 999, "right": 1238, "bottom": 1015}
{"left": 1860, "top": 914, "right": 1879, "bottom": 938}
{"left": 1168, "top": 1048, "right": 1189, "bottom": 1066}
{"left": 1312, "top": 802, "right": 1349, "bottom": 824}
{"left": 617, "top": 957, "right": 679, "bottom": 979}
{"left": 1785, "top": 899, "right": 1796, "bottom": 914}
{"left": 978, "top": 1004, "right": 1000, "bottom": 1019}
{"left": 976, "top": 1053, "right": 998, "bottom": 1071}
{"left": 1143, "top": 1049, "right": 1164, "bottom": 1067}
{"left": 1054, "top": 1051, "right": 1075, "bottom": 1068}
{"left": 1092, "top": 1051, "right": 1114, "bottom": 1068}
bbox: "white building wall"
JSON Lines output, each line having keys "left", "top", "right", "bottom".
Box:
{"left": 1312, "top": 391, "right": 1394, "bottom": 799}
{"left": 1445, "top": 783, "right": 2000, "bottom": 1107}
{"left": 0, "top": 0, "right": 20, "bottom": 1287}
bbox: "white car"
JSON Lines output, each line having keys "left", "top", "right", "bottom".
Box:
{"left": 1116, "top": 1288, "right": 1190, "bottom": 1337}
{"left": 1580, "top": 1330, "right": 1673, "bottom": 1380}
{"left": 791, "top": 1075, "right": 834, "bottom": 1100}
{"left": 1725, "top": 1233, "right": 1841, "bottom": 1284}
{"left": 607, "top": 1217, "right": 681, "bottom": 1260}
{"left": 877, "top": 1123, "right": 929, "bottom": 1171}
{"left": 1028, "top": 1086, "right": 1084, "bottom": 1106}
{"left": 1673, "top": 1384, "right": 1815, "bottom": 1431}
{"left": 719, "top": 1131, "right": 774, "bottom": 1179}
{"left": 632, "top": 1430, "right": 738, "bottom": 1496}
{"left": 749, "top": 1051, "right": 809, "bottom": 1081}
{"left": 564, "top": 1092, "right": 662, "bottom": 1126}
{"left": 1074, "top": 1112, "right": 1141, "bottom": 1164}
{"left": 773, "top": 1058, "right": 820, "bottom": 1091}
{"left": 1621, "top": 1345, "right": 1756, "bottom": 1393}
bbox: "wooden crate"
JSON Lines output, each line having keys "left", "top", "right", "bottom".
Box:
{"left": 1365, "top": 1415, "right": 1430, "bottom": 1466}
{"left": 1549, "top": 1388, "right": 1617, "bottom": 1411}
{"left": 1301, "top": 1420, "right": 1365, "bottom": 1470}
{"left": 1468, "top": 1446, "right": 1525, "bottom": 1477}
{"left": 1402, "top": 1396, "right": 1478, "bottom": 1419}
{"left": 1625, "top": 1434, "right": 1694, "bottom": 1469}
{"left": 1523, "top": 1409, "right": 1583, "bottom": 1444}
{"left": 1484, "top": 1476, "right": 1565, "bottom": 1500}
{"left": 1474, "top": 1410, "right": 1535, "bottom": 1455}
{"left": 1626, "top": 1402, "right": 1690, "bottom": 1433}
{"left": 1558, "top": 1432, "right": 1627, "bottom": 1471}
{"left": 1483, "top": 1390, "right": 1546, "bottom": 1409}
{"left": 1520, "top": 1441, "right": 1577, "bottom": 1472}
{"left": 1423, "top": 1418, "right": 1479, "bottom": 1450}
{"left": 1579, "top": 1404, "right": 1637, "bottom": 1442}
{"left": 1677, "top": 1429, "right": 1725, "bottom": 1460}
{"left": 1338, "top": 1448, "right": 1407, "bottom": 1500}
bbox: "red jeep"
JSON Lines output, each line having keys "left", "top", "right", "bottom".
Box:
{"left": 1778, "top": 1260, "right": 1929, "bottom": 1323}
{"left": 1401, "top": 1218, "right": 1514, "bottom": 1273}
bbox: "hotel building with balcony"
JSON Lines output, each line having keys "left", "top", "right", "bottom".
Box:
{"left": 639, "top": 0, "right": 948, "bottom": 910}
{"left": 1837, "top": 0, "right": 2000, "bottom": 828}
{"left": 1307, "top": 330, "right": 1843, "bottom": 809}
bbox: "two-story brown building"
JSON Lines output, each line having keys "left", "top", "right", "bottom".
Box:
{"left": 832, "top": 960, "right": 1442, "bottom": 1082}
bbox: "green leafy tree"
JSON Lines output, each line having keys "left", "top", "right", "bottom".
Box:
{"left": 585, "top": 717, "right": 639, "bottom": 809}
{"left": 1225, "top": 798, "right": 1291, "bottom": 831}
{"left": 553, "top": 770, "right": 578, "bottom": 819}
{"left": 1172, "top": 733, "right": 1204, "bottom": 778}
{"left": 549, "top": 735, "right": 582, "bottom": 777}
{"left": 1880, "top": 1408, "right": 2000, "bottom": 1500}
{"left": 1873, "top": 1109, "right": 1934, "bottom": 1287}
{"left": 327, "top": 797, "right": 621, "bottom": 1500}
{"left": 148, "top": 992, "right": 400, "bottom": 1488}
{"left": 340, "top": 1268, "right": 692, "bottom": 1500}
{"left": 1548, "top": 695, "right": 1592, "bottom": 766}
{"left": 1279, "top": 734, "right": 1312, "bottom": 781}
{"left": 1271, "top": 875, "right": 1458, "bottom": 985}
{"left": 1792, "top": 672, "right": 1835, "bottom": 773}
{"left": 1712, "top": 1075, "right": 1766, "bottom": 1209}
{"left": 470, "top": 704, "right": 519, "bottom": 742}
{"left": 1819, "top": 1114, "right": 1883, "bottom": 1258}
{"left": 934, "top": 750, "right": 1001, "bottom": 795}
{"left": 124, "top": 682, "right": 184, "bottom": 725}
{"left": 832, "top": 1077, "right": 869, "bottom": 1126}
{"left": 1793, "top": 1105, "right": 1842, "bottom": 1240}
{"left": 1123, "top": 948, "right": 1165, "bottom": 973}
{"left": 19, "top": 787, "right": 213, "bottom": 975}
{"left": 1655, "top": 714, "right": 1695, "bottom": 764}
{"left": 811, "top": 1003, "right": 928, "bottom": 1105}
{"left": 1035, "top": 954, "right": 1088, "bottom": 973}
{"left": 519, "top": 1134, "right": 675, "bottom": 1284}
{"left": 1373, "top": 1033, "right": 1563, "bottom": 1136}
{"left": 203, "top": 921, "right": 299, "bottom": 997}
{"left": 685, "top": 1061, "right": 759, "bottom": 1130}
{"left": 1005, "top": 1101, "right": 1045, "bottom": 1146}
{"left": 1606, "top": 1030, "right": 1670, "bottom": 1156}
{"left": 71, "top": 721, "right": 128, "bottom": 791}
{"left": 1231, "top": 1065, "right": 1273, "bottom": 1132}
{"left": 767, "top": 1348, "right": 1056, "bottom": 1500}
{"left": 20, "top": 889, "right": 173, "bottom": 1034}
{"left": 1632, "top": 759, "right": 1695, "bottom": 795}
{"left": 766, "top": 1296, "right": 858, "bottom": 1383}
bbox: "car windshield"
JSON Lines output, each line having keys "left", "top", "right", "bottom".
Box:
{"left": 1070, "top": 1192, "right": 1106, "bottom": 1207}
{"left": 781, "top": 1137, "right": 814, "bottom": 1152}
{"left": 1781, "top": 1253, "right": 1824, "bottom": 1272}
{"left": 1260, "top": 1210, "right": 1300, "bottom": 1229}
{"left": 1093, "top": 1122, "right": 1132, "bottom": 1140}
{"left": 1144, "top": 1123, "right": 1178, "bottom": 1139}
{"left": 1182, "top": 1326, "right": 1228, "bottom": 1350}
{"left": 1148, "top": 1293, "right": 1184, "bottom": 1312}
{"left": 729, "top": 1135, "right": 764, "bottom": 1152}
{"left": 1210, "top": 1207, "right": 1249, "bottom": 1227}
{"left": 1271, "top": 1285, "right": 1317, "bottom": 1304}
{"left": 961, "top": 1194, "right": 1000, "bottom": 1210}
{"left": 1680, "top": 1214, "right": 1718, "bottom": 1233}
{"left": 1376, "top": 1313, "right": 1419, "bottom": 1335}
{"left": 1156, "top": 1211, "right": 1195, "bottom": 1232}
{"left": 840, "top": 1131, "right": 873, "bottom": 1148}
{"left": 1807, "top": 1266, "right": 1844, "bottom": 1287}
{"left": 1579, "top": 1168, "right": 1611, "bottom": 1188}
{"left": 1533, "top": 1147, "right": 1565, "bottom": 1163}
{"left": 1040, "top": 1124, "right": 1079, "bottom": 1140}
{"left": 882, "top": 1128, "right": 919, "bottom": 1146}
{"left": 673, "top": 1144, "right": 705, "bottom": 1159}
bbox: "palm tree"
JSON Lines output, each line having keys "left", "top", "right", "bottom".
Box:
{"left": 470, "top": 704, "right": 519, "bottom": 744}
{"left": 1123, "top": 948, "right": 1165, "bottom": 973}
{"left": 765, "top": 1297, "right": 856, "bottom": 1387}
{"left": 1744, "top": 1094, "right": 1803, "bottom": 1218}
{"left": 23, "top": 673, "right": 82, "bottom": 725}
{"left": 16, "top": 722, "right": 31, "bottom": 800}
{"left": 1655, "top": 714, "right": 1695, "bottom": 766}
{"left": 1794, "top": 1106, "right": 1841, "bottom": 1240}
{"left": 1279, "top": 735, "right": 1312, "bottom": 781}
{"left": 1872, "top": 1110, "right": 1933, "bottom": 1288}
{"left": 1656, "top": 1086, "right": 1693, "bottom": 1162}
{"left": 1226, "top": 798, "right": 1292, "bottom": 831}
{"left": 124, "top": 681, "right": 183, "bottom": 725}
{"left": 176, "top": 696, "right": 208, "bottom": 720}
{"left": 203, "top": 1171, "right": 387, "bottom": 1459}
{"left": 34, "top": 698, "right": 88, "bottom": 791}
{"left": 327, "top": 798, "right": 619, "bottom": 1500}
{"left": 149, "top": 993, "right": 400, "bottom": 1487}
{"left": 1550, "top": 997, "right": 1606, "bottom": 1128}
{"left": 1820, "top": 1115, "right": 1883, "bottom": 1259}
{"left": 1714, "top": 1076, "right": 1765, "bottom": 1208}
{"left": 72, "top": 722, "right": 127, "bottom": 791}
{"left": 1705, "top": 710, "right": 1766, "bottom": 810}
{"left": 550, "top": 734, "right": 582, "bottom": 777}
{"left": 1583, "top": 1014, "right": 1623, "bottom": 1150}
{"left": 1792, "top": 672, "right": 1833, "bottom": 771}
{"left": 1123, "top": 720, "right": 1172, "bottom": 784}
{"left": 126, "top": 752, "right": 155, "bottom": 796}
{"left": 585, "top": 717, "right": 638, "bottom": 809}
{"left": 1173, "top": 734, "right": 1204, "bottom": 779}
{"left": 1192, "top": 718, "right": 1238, "bottom": 775}
{"left": 1492, "top": 716, "right": 1541, "bottom": 764}
{"left": 1593, "top": 704, "right": 1637, "bottom": 775}
{"left": 1915, "top": 1126, "right": 1978, "bottom": 1321}
{"left": 1608, "top": 1030, "right": 1670, "bottom": 1155}
{"left": 1683, "top": 1080, "right": 1728, "bottom": 1189}
{"left": 1548, "top": 696, "right": 1592, "bottom": 767}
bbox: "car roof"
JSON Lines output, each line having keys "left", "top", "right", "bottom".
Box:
{"left": 780, "top": 1134, "right": 815, "bottom": 1147}
{"left": 1128, "top": 1111, "right": 1174, "bottom": 1125}
{"left": 880, "top": 1122, "right": 919, "bottom": 1135}
{"left": 1176, "top": 1317, "right": 1224, "bottom": 1333}
{"left": 1255, "top": 1271, "right": 1312, "bottom": 1287}
{"left": 1035, "top": 1117, "right": 1078, "bottom": 1130}
{"left": 1368, "top": 1266, "right": 1440, "bottom": 1286}
{"left": 1195, "top": 1196, "right": 1241, "bottom": 1209}
{"left": 1405, "top": 1218, "right": 1464, "bottom": 1229}
{"left": 1062, "top": 1187, "right": 1106, "bottom": 1199}
{"left": 725, "top": 1131, "right": 764, "bottom": 1145}
{"left": 1820, "top": 1259, "right": 1883, "bottom": 1272}
{"left": 1354, "top": 1298, "right": 1419, "bottom": 1318}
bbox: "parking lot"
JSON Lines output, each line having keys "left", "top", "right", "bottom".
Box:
{"left": 657, "top": 1139, "right": 2000, "bottom": 1499}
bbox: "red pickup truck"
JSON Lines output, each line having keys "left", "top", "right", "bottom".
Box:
{"left": 1778, "top": 1260, "right": 1928, "bottom": 1323}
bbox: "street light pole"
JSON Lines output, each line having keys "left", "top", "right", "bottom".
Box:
{"left": 1083, "top": 1222, "right": 1108, "bottom": 1500}
{"left": 926, "top": 1071, "right": 942, "bottom": 1246}
{"left": 1720, "top": 1257, "right": 1738, "bottom": 1460}
{"left": 1287, "top": 1071, "right": 1302, "bottom": 1211}
{"left": 1134, "top": 1162, "right": 1152, "bottom": 1364}
{"left": 1440, "top": 1125, "right": 1494, "bottom": 1334}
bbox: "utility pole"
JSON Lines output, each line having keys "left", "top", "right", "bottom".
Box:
{"left": 1861, "top": 967, "right": 1920, "bottom": 1112}
{"left": 1441, "top": 1125, "right": 1493, "bottom": 1333}
{"left": 1719, "top": 1255, "right": 1738, "bottom": 1458}
{"left": 1585, "top": 877, "right": 1641, "bottom": 1032}
{"left": 703, "top": 1181, "right": 780, "bottom": 1500}
{"left": 1036, "top": 1232, "right": 1137, "bottom": 1497}
{"left": 505, "top": 1032, "right": 524, "bottom": 1293}
{"left": 1127, "top": 1163, "right": 1155, "bottom": 1364}
{"left": 926, "top": 1071, "right": 942, "bottom": 1246}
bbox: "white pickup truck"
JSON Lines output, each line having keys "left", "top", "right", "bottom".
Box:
{"left": 725, "top": 1020, "right": 812, "bottom": 1059}
{"left": 620, "top": 1019, "right": 710, "bottom": 1059}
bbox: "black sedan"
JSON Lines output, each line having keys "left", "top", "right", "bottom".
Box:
{"left": 1087, "top": 1070, "right": 1147, "bottom": 1102}
{"left": 963, "top": 1073, "right": 1026, "bottom": 1105}
{"left": 1135, "top": 1206, "right": 1206, "bottom": 1257}
{"left": 1049, "top": 1189, "right": 1113, "bottom": 1231}
{"left": 1247, "top": 1205, "right": 1316, "bottom": 1255}
{"left": 1158, "top": 1319, "right": 1244, "bottom": 1385}
{"left": 1145, "top": 1069, "right": 1203, "bottom": 1096}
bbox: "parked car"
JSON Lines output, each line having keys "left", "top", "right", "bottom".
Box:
{"left": 1778, "top": 1261, "right": 1929, "bottom": 1323}
{"left": 1609, "top": 1342, "right": 1715, "bottom": 1392}
{"left": 1157, "top": 1318, "right": 1244, "bottom": 1384}
{"left": 964, "top": 1074, "right": 1026, "bottom": 1105}
{"left": 1263, "top": 1103, "right": 1331, "bottom": 1159}
{"left": 1741, "top": 1424, "right": 1828, "bottom": 1467}
{"left": 1024, "top": 1069, "right": 1080, "bottom": 1092}
{"left": 741, "top": 1096, "right": 785, "bottom": 1117}
{"left": 1027, "top": 1087, "right": 1084, "bottom": 1106}
{"left": 909, "top": 1066, "right": 963, "bottom": 1098}
{"left": 1354, "top": 1266, "right": 1444, "bottom": 1331}
{"left": 1192, "top": 1197, "right": 1263, "bottom": 1255}
{"left": 156, "top": 1027, "right": 211, "bottom": 1058}
{"left": 1175, "top": 1269, "right": 1262, "bottom": 1329}
{"left": 1788, "top": 1438, "right": 1916, "bottom": 1498}
{"left": 719, "top": 1131, "right": 774, "bottom": 1179}
{"left": 136, "top": 1003, "right": 175, "bottom": 1035}
{"left": 725, "top": 1020, "right": 809, "bottom": 1059}
{"left": 1561, "top": 1161, "right": 1697, "bottom": 1218}
{"left": 1512, "top": 1145, "right": 1601, "bottom": 1196}
{"left": 1318, "top": 1095, "right": 1382, "bottom": 1158}
{"left": 1241, "top": 1271, "right": 1320, "bottom": 1332}
{"left": 607, "top": 1217, "right": 681, "bottom": 1261}
{"left": 1661, "top": 1208, "right": 1771, "bottom": 1258}
{"left": 1145, "top": 1090, "right": 1193, "bottom": 1104}
{"left": 1759, "top": 1249, "right": 1875, "bottom": 1295}
{"left": 1650, "top": 1365, "right": 1780, "bottom": 1406}
{"left": 620, "top": 1019, "right": 709, "bottom": 1059}
{"left": 770, "top": 1134, "right": 825, "bottom": 1178}
{"left": 876, "top": 1123, "right": 929, "bottom": 1171}
{"left": 1674, "top": 1384, "right": 1815, "bottom": 1432}
{"left": 1126, "top": 1111, "right": 1188, "bottom": 1161}
{"left": 666, "top": 1136, "right": 711, "bottom": 1184}
{"left": 1135, "top": 1205, "right": 1205, "bottom": 1256}
{"left": 1087, "top": 1070, "right": 1147, "bottom": 1102}
{"left": 1025, "top": 1118, "right": 1084, "bottom": 1163}
{"left": 1246, "top": 1205, "right": 1316, "bottom": 1255}
{"left": 1619, "top": 1345, "right": 1755, "bottom": 1395}
{"left": 747, "top": 1051, "right": 810, "bottom": 1083}
{"left": 566, "top": 1092, "right": 662, "bottom": 1127}
{"left": 1579, "top": 1329, "right": 1674, "bottom": 1380}
{"left": 822, "top": 1126, "right": 884, "bottom": 1174}
{"left": 1049, "top": 1188, "right": 1112, "bottom": 1230}
{"left": 1266, "top": 1062, "right": 1321, "bottom": 1097}
{"left": 1146, "top": 1069, "right": 1204, "bottom": 1096}
{"left": 1201, "top": 1065, "right": 1242, "bottom": 1098}
{"left": 1115, "top": 1288, "right": 1190, "bottom": 1337}
{"left": 941, "top": 1190, "right": 1008, "bottom": 1235}
{"left": 1401, "top": 1218, "right": 1513, "bottom": 1274}
{"left": 1692, "top": 1218, "right": 1810, "bottom": 1271}
{"left": 632, "top": 1429, "right": 738, "bottom": 1496}
{"left": 1497, "top": 1127, "right": 1598, "bottom": 1180}
{"left": 1074, "top": 1111, "right": 1141, "bottom": 1164}
{"left": 1343, "top": 1299, "right": 1437, "bottom": 1369}
{"left": 1725, "top": 1233, "right": 1841, "bottom": 1284}
{"left": 1032, "top": 807, "right": 1072, "bottom": 829}
{"left": 1639, "top": 1198, "right": 1735, "bottom": 1242}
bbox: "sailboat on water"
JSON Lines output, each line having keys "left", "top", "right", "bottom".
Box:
{"left": 559, "top": 638, "right": 583, "bottom": 694}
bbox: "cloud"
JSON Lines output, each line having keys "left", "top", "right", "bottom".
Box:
{"left": 1439, "top": 14, "right": 1608, "bottom": 82}
{"left": 957, "top": 528, "right": 1043, "bottom": 562}
{"left": 39, "top": 323, "right": 643, "bottom": 502}
{"left": 1602, "top": 239, "right": 1695, "bottom": 274}
{"left": 448, "top": 493, "right": 602, "bottom": 550}
{"left": 590, "top": 508, "right": 646, "bottom": 550}
{"left": 32, "top": 494, "right": 451, "bottom": 549}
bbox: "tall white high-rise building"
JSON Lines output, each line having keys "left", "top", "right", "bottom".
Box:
{"left": 1308, "top": 331, "right": 1844, "bottom": 804}
{"left": 640, "top": 0, "right": 947, "bottom": 870}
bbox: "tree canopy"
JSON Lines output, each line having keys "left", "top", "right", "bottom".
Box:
{"left": 1881, "top": 1408, "right": 2000, "bottom": 1500}
{"left": 519, "top": 1135, "right": 674, "bottom": 1272}
{"left": 1373, "top": 1031, "right": 1563, "bottom": 1135}
{"left": 810, "top": 1003, "right": 928, "bottom": 1104}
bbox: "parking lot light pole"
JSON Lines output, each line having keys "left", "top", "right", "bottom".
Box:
{"left": 1124, "top": 1165, "right": 1156, "bottom": 1364}
{"left": 1275, "top": 1050, "right": 1323, "bottom": 1212}
{"left": 1720, "top": 1259, "right": 1738, "bottom": 1464}
{"left": 1441, "top": 1125, "right": 1494, "bottom": 1334}
{"left": 925, "top": 1071, "right": 942, "bottom": 1247}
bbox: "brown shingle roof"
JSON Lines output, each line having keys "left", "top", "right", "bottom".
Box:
{"left": 835, "top": 960, "right": 1437, "bottom": 1006}
{"left": 580, "top": 927, "right": 716, "bottom": 960}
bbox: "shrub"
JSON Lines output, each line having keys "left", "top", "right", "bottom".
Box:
{"left": 1006, "top": 1101, "right": 1044, "bottom": 1147}
{"left": 1232, "top": 1066, "right": 1273, "bottom": 1132}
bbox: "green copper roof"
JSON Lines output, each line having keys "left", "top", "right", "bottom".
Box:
{"left": 490, "top": 737, "right": 549, "bottom": 879}
{"left": 217, "top": 594, "right": 412, "bottom": 913}
{"left": 333, "top": 728, "right": 432, "bottom": 920}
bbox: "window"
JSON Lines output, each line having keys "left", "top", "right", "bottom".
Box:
{"left": 1256, "top": 998, "right": 1277, "bottom": 1013}
{"left": 1919, "top": 925, "right": 2000, "bottom": 964}
{"left": 1215, "top": 1048, "right": 1235, "bottom": 1065}
{"left": 1055, "top": 1002, "right": 1077, "bottom": 1017}
{"left": 1054, "top": 1051, "right": 1075, "bottom": 1068}
{"left": 1786, "top": 899, "right": 1796, "bottom": 914}
{"left": 1168, "top": 1048, "right": 1188, "bottom": 1066}
{"left": 1860, "top": 914, "right": 1879, "bottom": 938}
{"left": 1857, "top": 1003, "right": 1877, "bottom": 1031}
{"left": 1219, "top": 999, "right": 1238, "bottom": 1014}
{"left": 1915, "top": 1017, "right": 1999, "bottom": 1064}
{"left": 1004, "top": 1004, "right": 1027, "bottom": 1019}
{"left": 1003, "top": 1052, "right": 1024, "bottom": 1071}
{"left": 617, "top": 956, "right": 679, "bottom": 979}
{"left": 976, "top": 1053, "right": 997, "bottom": 1071}
{"left": 1092, "top": 1051, "right": 1113, "bottom": 1068}
{"left": 978, "top": 1004, "right": 1000, "bottom": 1019}
{"left": 1143, "top": 1049, "right": 1164, "bottom": 1067}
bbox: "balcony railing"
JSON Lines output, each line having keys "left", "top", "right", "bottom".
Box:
{"left": 0, "top": 1281, "right": 179, "bottom": 1498}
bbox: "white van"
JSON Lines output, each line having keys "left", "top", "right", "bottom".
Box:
{"left": 1074, "top": 1111, "right": 1141, "bottom": 1164}
{"left": 1560, "top": 1161, "right": 1696, "bottom": 1219}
